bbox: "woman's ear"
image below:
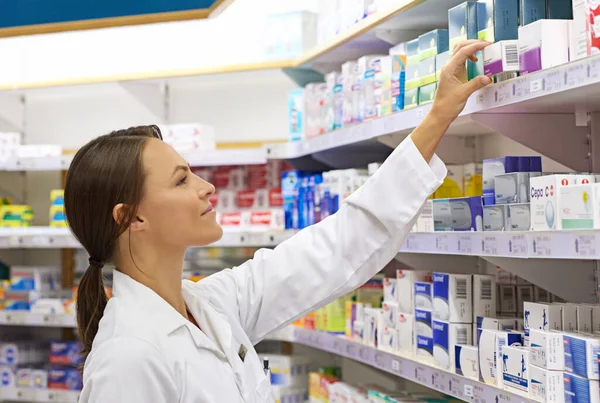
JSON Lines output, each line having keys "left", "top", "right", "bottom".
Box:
{"left": 113, "top": 203, "right": 147, "bottom": 231}
{"left": 112, "top": 203, "right": 125, "bottom": 226}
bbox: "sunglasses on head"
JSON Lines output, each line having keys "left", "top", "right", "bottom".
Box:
{"left": 151, "top": 125, "right": 163, "bottom": 140}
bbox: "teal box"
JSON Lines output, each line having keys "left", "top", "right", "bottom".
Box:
{"left": 419, "top": 83, "right": 437, "bottom": 105}
{"left": 418, "top": 29, "right": 449, "bottom": 61}
{"left": 519, "top": 0, "right": 545, "bottom": 26}
{"left": 419, "top": 57, "right": 436, "bottom": 87}
{"left": 449, "top": 2, "right": 481, "bottom": 50}
{"left": 435, "top": 51, "right": 451, "bottom": 81}
{"left": 407, "top": 39, "right": 420, "bottom": 66}
{"left": 547, "top": 0, "right": 573, "bottom": 19}
{"left": 404, "top": 87, "right": 420, "bottom": 110}
{"left": 405, "top": 63, "right": 420, "bottom": 91}
{"left": 470, "top": 50, "right": 485, "bottom": 79}
{"left": 390, "top": 44, "right": 407, "bottom": 112}
{"left": 477, "top": 0, "right": 519, "bottom": 42}
{"left": 288, "top": 88, "right": 304, "bottom": 141}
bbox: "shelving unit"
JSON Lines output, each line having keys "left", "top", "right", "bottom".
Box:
{"left": 0, "top": 311, "right": 76, "bottom": 328}
{"left": 0, "top": 388, "right": 79, "bottom": 403}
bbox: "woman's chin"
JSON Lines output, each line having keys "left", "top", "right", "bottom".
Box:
{"left": 193, "top": 224, "right": 224, "bottom": 246}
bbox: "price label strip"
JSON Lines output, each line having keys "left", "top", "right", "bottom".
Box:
{"left": 530, "top": 232, "right": 573, "bottom": 258}
{"left": 481, "top": 235, "right": 498, "bottom": 255}
{"left": 573, "top": 232, "right": 600, "bottom": 258}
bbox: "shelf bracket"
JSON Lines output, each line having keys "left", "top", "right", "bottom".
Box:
{"left": 0, "top": 93, "right": 25, "bottom": 132}
{"left": 481, "top": 256, "right": 597, "bottom": 303}
{"left": 118, "top": 81, "right": 168, "bottom": 122}
{"left": 471, "top": 113, "right": 589, "bottom": 172}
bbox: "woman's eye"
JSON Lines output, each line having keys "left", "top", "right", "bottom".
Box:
{"left": 177, "top": 176, "right": 188, "bottom": 186}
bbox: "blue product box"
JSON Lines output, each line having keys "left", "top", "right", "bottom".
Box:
{"left": 520, "top": 0, "right": 546, "bottom": 27}
{"left": 305, "top": 174, "right": 322, "bottom": 227}
{"left": 414, "top": 281, "right": 433, "bottom": 311}
{"left": 407, "top": 39, "right": 420, "bottom": 66}
{"left": 282, "top": 170, "right": 311, "bottom": 230}
{"left": 50, "top": 342, "right": 83, "bottom": 367}
{"left": 389, "top": 44, "right": 407, "bottom": 112}
{"left": 564, "top": 373, "right": 600, "bottom": 403}
{"left": 478, "top": 0, "right": 519, "bottom": 42}
{"left": 449, "top": 2, "right": 481, "bottom": 50}
{"left": 482, "top": 156, "right": 519, "bottom": 205}
{"left": 48, "top": 366, "right": 82, "bottom": 391}
{"left": 416, "top": 335, "right": 434, "bottom": 358}
{"left": 546, "top": 0, "right": 573, "bottom": 19}
{"left": 563, "top": 334, "right": 600, "bottom": 380}
{"left": 449, "top": 196, "right": 483, "bottom": 231}
{"left": 518, "top": 157, "right": 530, "bottom": 172}
{"left": 529, "top": 156, "right": 542, "bottom": 173}
{"left": 418, "top": 29, "right": 449, "bottom": 61}
{"left": 288, "top": 88, "right": 304, "bottom": 141}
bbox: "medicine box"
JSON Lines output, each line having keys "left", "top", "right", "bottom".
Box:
{"left": 593, "top": 305, "right": 600, "bottom": 333}
{"left": 396, "top": 269, "right": 430, "bottom": 314}
{"left": 0, "top": 366, "right": 14, "bottom": 388}
{"left": 405, "top": 63, "right": 420, "bottom": 91}
{"left": 353, "top": 321, "right": 364, "bottom": 342}
{"left": 518, "top": 19, "right": 570, "bottom": 75}
{"left": 267, "top": 355, "right": 311, "bottom": 387}
{"left": 50, "top": 341, "right": 83, "bottom": 367}
{"left": 415, "top": 335, "right": 434, "bottom": 362}
{"left": 502, "top": 345, "right": 531, "bottom": 397}
{"left": 563, "top": 373, "right": 600, "bottom": 403}
{"left": 418, "top": 29, "right": 449, "bottom": 61}
{"left": 563, "top": 333, "right": 600, "bottom": 380}
{"left": 479, "top": 329, "right": 523, "bottom": 385}
{"left": 389, "top": 44, "right": 407, "bottom": 113}
{"left": 508, "top": 203, "right": 531, "bottom": 231}
{"left": 530, "top": 175, "right": 596, "bottom": 231}
{"left": 529, "top": 365, "right": 564, "bottom": 403}
{"left": 529, "top": 329, "right": 565, "bottom": 370}
{"left": 403, "top": 87, "right": 419, "bottom": 110}
{"left": 48, "top": 367, "right": 83, "bottom": 390}
{"left": 449, "top": 1, "right": 481, "bottom": 51}
{"left": 379, "top": 326, "right": 398, "bottom": 353}
{"left": 576, "top": 305, "right": 593, "bottom": 333}
{"left": 556, "top": 303, "right": 577, "bottom": 332}
{"left": 523, "top": 302, "right": 563, "bottom": 346}
{"left": 570, "top": 0, "right": 592, "bottom": 61}
{"left": 495, "top": 172, "right": 530, "bottom": 204}
{"left": 520, "top": 0, "right": 546, "bottom": 27}
{"left": 418, "top": 83, "right": 437, "bottom": 106}
{"left": 499, "top": 285, "right": 518, "bottom": 314}
{"left": 432, "top": 320, "right": 471, "bottom": 370}
{"left": 397, "top": 313, "right": 414, "bottom": 354}
{"left": 433, "top": 199, "right": 453, "bottom": 231}
{"left": 364, "top": 307, "right": 380, "bottom": 347}
{"left": 483, "top": 40, "right": 519, "bottom": 77}
{"left": 418, "top": 57, "right": 436, "bottom": 87}
{"left": 374, "top": 55, "right": 392, "bottom": 118}
{"left": 483, "top": 156, "right": 519, "bottom": 206}
{"left": 406, "top": 38, "right": 420, "bottom": 66}
{"left": 288, "top": 89, "right": 305, "bottom": 141}
{"left": 382, "top": 301, "right": 398, "bottom": 329}
{"left": 473, "top": 275, "right": 496, "bottom": 321}
{"left": 358, "top": 55, "right": 386, "bottom": 122}
{"left": 414, "top": 282, "right": 433, "bottom": 311}
{"left": 546, "top": 0, "right": 573, "bottom": 19}
{"left": 415, "top": 308, "right": 433, "bottom": 339}
{"left": 433, "top": 273, "right": 472, "bottom": 323}
{"left": 435, "top": 52, "right": 450, "bottom": 82}
{"left": 477, "top": 0, "right": 519, "bottom": 42}
{"left": 517, "top": 285, "right": 534, "bottom": 314}
{"left": 455, "top": 344, "right": 479, "bottom": 381}
{"left": 483, "top": 204, "right": 509, "bottom": 231}
{"left": 474, "top": 316, "right": 517, "bottom": 346}
{"left": 31, "top": 369, "right": 48, "bottom": 389}
{"left": 383, "top": 277, "right": 397, "bottom": 302}
{"left": 449, "top": 196, "right": 483, "bottom": 231}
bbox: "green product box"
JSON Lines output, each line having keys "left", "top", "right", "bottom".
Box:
{"left": 405, "top": 63, "right": 420, "bottom": 91}
{"left": 404, "top": 87, "right": 420, "bottom": 110}
{"left": 419, "top": 83, "right": 437, "bottom": 105}
{"left": 435, "top": 51, "right": 451, "bottom": 82}
{"left": 449, "top": 1, "right": 481, "bottom": 50}
{"left": 418, "top": 29, "right": 449, "bottom": 61}
{"left": 419, "top": 57, "right": 436, "bottom": 87}
{"left": 406, "top": 38, "right": 420, "bottom": 66}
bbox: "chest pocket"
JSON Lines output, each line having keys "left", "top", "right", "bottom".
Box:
{"left": 232, "top": 341, "right": 274, "bottom": 403}
{"left": 255, "top": 372, "right": 274, "bottom": 403}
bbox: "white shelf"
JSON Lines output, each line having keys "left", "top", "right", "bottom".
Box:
{"left": 0, "top": 227, "right": 295, "bottom": 249}
{"left": 272, "top": 327, "right": 532, "bottom": 403}
{"left": 0, "top": 311, "right": 76, "bottom": 328}
{"left": 400, "top": 230, "right": 600, "bottom": 260}
{"left": 0, "top": 387, "right": 79, "bottom": 403}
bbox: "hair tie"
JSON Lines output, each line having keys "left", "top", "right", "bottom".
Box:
{"left": 88, "top": 257, "right": 104, "bottom": 269}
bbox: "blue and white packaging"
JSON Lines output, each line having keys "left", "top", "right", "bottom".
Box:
{"left": 50, "top": 341, "right": 83, "bottom": 367}
{"left": 282, "top": 170, "right": 312, "bottom": 230}
{"left": 474, "top": 316, "right": 516, "bottom": 346}
{"left": 48, "top": 367, "right": 83, "bottom": 390}
{"left": 415, "top": 308, "right": 433, "bottom": 339}
{"left": 0, "top": 366, "right": 14, "bottom": 388}
{"left": 479, "top": 329, "right": 523, "bottom": 386}
{"left": 473, "top": 274, "right": 496, "bottom": 321}
{"left": 396, "top": 269, "right": 429, "bottom": 314}
{"left": 433, "top": 320, "right": 471, "bottom": 370}
{"left": 449, "top": 196, "right": 483, "bottom": 231}
{"left": 495, "top": 172, "right": 530, "bottom": 204}
{"left": 364, "top": 308, "right": 380, "bottom": 347}
{"left": 482, "top": 156, "right": 519, "bottom": 206}
{"left": 433, "top": 198, "right": 453, "bottom": 231}
{"left": 523, "top": 302, "right": 563, "bottom": 346}
{"left": 414, "top": 281, "right": 433, "bottom": 311}
{"left": 455, "top": 344, "right": 479, "bottom": 381}
{"left": 383, "top": 277, "right": 397, "bottom": 303}
{"left": 483, "top": 204, "right": 509, "bottom": 231}
{"left": 379, "top": 326, "right": 398, "bottom": 353}
{"left": 288, "top": 88, "right": 305, "bottom": 141}
{"left": 358, "top": 55, "right": 385, "bottom": 122}
{"left": 381, "top": 301, "right": 397, "bottom": 329}
{"left": 530, "top": 329, "right": 565, "bottom": 371}
{"left": 415, "top": 335, "right": 434, "bottom": 362}
{"left": 418, "top": 29, "right": 449, "bottom": 61}
{"left": 530, "top": 365, "right": 564, "bottom": 403}
{"left": 564, "top": 373, "right": 600, "bottom": 403}
{"left": 502, "top": 345, "right": 531, "bottom": 397}
{"left": 563, "top": 333, "right": 600, "bottom": 380}
{"left": 433, "top": 273, "right": 472, "bottom": 323}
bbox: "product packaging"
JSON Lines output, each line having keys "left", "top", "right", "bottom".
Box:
{"left": 397, "top": 312, "right": 414, "bottom": 355}
{"left": 518, "top": 19, "right": 570, "bottom": 75}
{"left": 396, "top": 269, "right": 430, "bottom": 314}
{"left": 432, "top": 320, "right": 471, "bottom": 369}
{"left": 473, "top": 275, "right": 496, "bottom": 321}
{"left": 523, "top": 302, "right": 563, "bottom": 346}
{"left": 564, "top": 372, "right": 600, "bottom": 403}
{"left": 358, "top": 55, "right": 386, "bottom": 122}
{"left": 389, "top": 44, "right": 407, "bottom": 113}
{"left": 414, "top": 281, "right": 433, "bottom": 311}
{"left": 520, "top": 0, "right": 546, "bottom": 27}
{"left": 449, "top": 196, "right": 483, "bottom": 231}
{"left": 288, "top": 89, "right": 305, "bottom": 141}
{"left": 406, "top": 38, "right": 420, "bottom": 66}
{"left": 563, "top": 333, "right": 600, "bottom": 380}
{"left": 529, "top": 329, "right": 565, "bottom": 370}
{"left": 433, "top": 273, "right": 472, "bottom": 323}
{"left": 477, "top": 0, "right": 519, "bottom": 42}
{"left": 483, "top": 204, "right": 509, "bottom": 231}
{"left": 501, "top": 345, "right": 531, "bottom": 397}
{"left": 508, "top": 203, "right": 531, "bottom": 231}
{"left": 455, "top": 344, "right": 479, "bottom": 381}
{"left": 418, "top": 29, "right": 449, "bottom": 61}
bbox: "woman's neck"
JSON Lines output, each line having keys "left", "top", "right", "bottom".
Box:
{"left": 116, "top": 245, "right": 188, "bottom": 320}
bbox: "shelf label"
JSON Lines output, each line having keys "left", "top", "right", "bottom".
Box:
{"left": 464, "top": 384, "right": 474, "bottom": 397}
{"left": 416, "top": 107, "right": 426, "bottom": 118}
{"left": 512, "top": 77, "right": 530, "bottom": 98}
{"left": 531, "top": 234, "right": 553, "bottom": 257}
{"left": 573, "top": 232, "right": 598, "bottom": 258}
{"left": 588, "top": 57, "right": 600, "bottom": 80}
{"left": 543, "top": 70, "right": 562, "bottom": 92}
{"left": 346, "top": 342, "right": 357, "bottom": 358}
{"left": 482, "top": 235, "right": 498, "bottom": 255}
{"left": 566, "top": 63, "right": 586, "bottom": 88}
{"left": 358, "top": 345, "right": 371, "bottom": 362}
{"left": 404, "top": 234, "right": 420, "bottom": 252}
{"left": 414, "top": 365, "right": 428, "bottom": 384}
{"left": 457, "top": 234, "right": 473, "bottom": 254}
{"left": 373, "top": 351, "right": 386, "bottom": 369}
{"left": 448, "top": 375, "right": 465, "bottom": 398}
{"left": 530, "top": 78, "right": 543, "bottom": 93}
{"left": 432, "top": 370, "right": 448, "bottom": 393}
{"left": 508, "top": 234, "right": 528, "bottom": 256}
{"left": 391, "top": 359, "right": 403, "bottom": 376}
{"left": 435, "top": 234, "right": 450, "bottom": 252}
{"left": 494, "top": 82, "right": 512, "bottom": 104}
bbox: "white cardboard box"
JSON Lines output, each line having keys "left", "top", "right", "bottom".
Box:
{"left": 501, "top": 345, "right": 531, "bottom": 398}
{"left": 396, "top": 270, "right": 429, "bottom": 314}
{"left": 455, "top": 344, "right": 479, "bottom": 381}
{"left": 473, "top": 274, "right": 496, "bottom": 321}
{"left": 396, "top": 312, "right": 414, "bottom": 355}
{"left": 530, "top": 365, "right": 564, "bottom": 403}
{"left": 432, "top": 321, "right": 471, "bottom": 370}
{"left": 529, "top": 329, "right": 565, "bottom": 371}
{"left": 432, "top": 273, "right": 472, "bottom": 323}
{"left": 523, "top": 302, "right": 563, "bottom": 346}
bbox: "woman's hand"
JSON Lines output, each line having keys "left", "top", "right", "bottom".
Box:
{"left": 411, "top": 40, "right": 492, "bottom": 161}
{"left": 432, "top": 40, "right": 493, "bottom": 123}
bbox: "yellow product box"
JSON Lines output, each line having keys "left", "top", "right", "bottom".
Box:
{"left": 0, "top": 205, "right": 33, "bottom": 227}
{"left": 434, "top": 164, "right": 464, "bottom": 198}
{"left": 323, "top": 297, "right": 346, "bottom": 334}
{"left": 49, "top": 205, "right": 67, "bottom": 227}
{"left": 345, "top": 300, "right": 354, "bottom": 337}
{"left": 464, "top": 162, "right": 483, "bottom": 196}
{"left": 50, "top": 189, "right": 65, "bottom": 206}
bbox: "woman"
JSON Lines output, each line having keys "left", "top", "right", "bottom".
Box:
{"left": 66, "top": 40, "right": 491, "bottom": 403}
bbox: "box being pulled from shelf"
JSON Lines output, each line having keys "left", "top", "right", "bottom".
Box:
{"left": 483, "top": 40, "right": 519, "bottom": 81}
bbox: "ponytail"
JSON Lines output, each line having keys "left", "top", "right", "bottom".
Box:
{"left": 77, "top": 258, "right": 107, "bottom": 359}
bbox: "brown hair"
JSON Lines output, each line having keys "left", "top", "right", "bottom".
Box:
{"left": 64, "top": 125, "right": 162, "bottom": 360}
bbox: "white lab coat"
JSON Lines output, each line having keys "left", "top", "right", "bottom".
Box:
{"left": 79, "top": 137, "right": 446, "bottom": 403}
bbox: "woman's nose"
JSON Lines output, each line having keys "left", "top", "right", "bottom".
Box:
{"left": 198, "top": 180, "right": 215, "bottom": 199}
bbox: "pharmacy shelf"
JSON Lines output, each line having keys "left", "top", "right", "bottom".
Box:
{"left": 0, "top": 387, "right": 79, "bottom": 403}
{"left": 0, "top": 148, "right": 267, "bottom": 172}
{"left": 276, "top": 327, "right": 532, "bottom": 403}
{"left": 268, "top": 54, "right": 600, "bottom": 172}
{"left": 0, "top": 311, "right": 76, "bottom": 328}
{"left": 0, "top": 227, "right": 295, "bottom": 249}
